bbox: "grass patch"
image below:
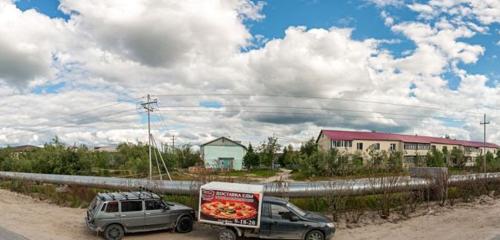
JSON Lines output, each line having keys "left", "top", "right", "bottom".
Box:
{"left": 291, "top": 170, "right": 410, "bottom": 181}
{"left": 0, "top": 180, "right": 105, "bottom": 208}
{"left": 217, "top": 169, "right": 278, "bottom": 178}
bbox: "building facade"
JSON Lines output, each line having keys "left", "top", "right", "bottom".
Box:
{"left": 317, "top": 130, "right": 499, "bottom": 167}
{"left": 201, "top": 137, "right": 247, "bottom": 170}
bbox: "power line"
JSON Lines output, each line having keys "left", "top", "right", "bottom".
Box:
{"left": 152, "top": 93, "right": 485, "bottom": 116}
{"left": 155, "top": 107, "right": 464, "bottom": 122}
{"left": 156, "top": 104, "right": 475, "bottom": 120}
{"left": 1, "top": 109, "right": 142, "bottom": 142}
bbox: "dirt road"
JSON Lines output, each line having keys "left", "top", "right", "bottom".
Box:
{"left": 1, "top": 188, "right": 500, "bottom": 240}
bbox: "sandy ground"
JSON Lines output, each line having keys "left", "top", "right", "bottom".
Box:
{"left": 1, "top": 189, "right": 500, "bottom": 240}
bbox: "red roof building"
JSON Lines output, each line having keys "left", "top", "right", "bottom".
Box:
{"left": 317, "top": 129, "right": 499, "bottom": 167}
{"left": 319, "top": 130, "right": 499, "bottom": 149}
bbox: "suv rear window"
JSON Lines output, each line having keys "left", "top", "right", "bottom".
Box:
{"left": 145, "top": 200, "right": 164, "bottom": 210}
{"left": 106, "top": 202, "right": 119, "bottom": 213}
{"left": 121, "top": 201, "right": 143, "bottom": 212}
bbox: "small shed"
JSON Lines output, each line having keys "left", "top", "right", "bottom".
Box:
{"left": 201, "top": 137, "right": 247, "bottom": 170}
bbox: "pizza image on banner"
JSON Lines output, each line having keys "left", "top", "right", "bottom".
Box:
{"left": 198, "top": 182, "right": 264, "bottom": 228}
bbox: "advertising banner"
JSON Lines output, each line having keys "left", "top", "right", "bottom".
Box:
{"left": 199, "top": 183, "right": 263, "bottom": 228}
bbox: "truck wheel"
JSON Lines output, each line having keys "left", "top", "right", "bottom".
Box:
{"left": 176, "top": 216, "right": 193, "bottom": 233}
{"left": 218, "top": 228, "right": 237, "bottom": 240}
{"left": 103, "top": 224, "right": 124, "bottom": 240}
{"left": 305, "top": 230, "right": 324, "bottom": 240}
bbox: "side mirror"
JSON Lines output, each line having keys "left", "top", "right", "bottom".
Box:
{"left": 290, "top": 215, "right": 299, "bottom": 222}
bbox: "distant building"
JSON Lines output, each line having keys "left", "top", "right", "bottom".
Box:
{"left": 200, "top": 137, "right": 247, "bottom": 170}
{"left": 10, "top": 145, "right": 40, "bottom": 153}
{"left": 93, "top": 146, "right": 118, "bottom": 152}
{"left": 8, "top": 145, "right": 40, "bottom": 159}
{"left": 317, "top": 130, "right": 499, "bottom": 167}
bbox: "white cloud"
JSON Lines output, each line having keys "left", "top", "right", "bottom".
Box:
{"left": 408, "top": 3, "right": 434, "bottom": 16}
{"left": 381, "top": 10, "right": 395, "bottom": 26}
{"left": 245, "top": 27, "right": 378, "bottom": 97}
{"left": 0, "top": 1, "right": 71, "bottom": 86}
{"left": 368, "top": 0, "right": 404, "bottom": 7}
{"left": 410, "top": 0, "right": 500, "bottom": 25}
{"left": 59, "top": 0, "right": 257, "bottom": 67}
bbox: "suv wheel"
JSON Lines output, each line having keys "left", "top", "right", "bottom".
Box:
{"left": 104, "top": 224, "right": 124, "bottom": 240}
{"left": 175, "top": 216, "right": 193, "bottom": 233}
{"left": 305, "top": 230, "right": 324, "bottom": 240}
{"left": 218, "top": 228, "right": 237, "bottom": 240}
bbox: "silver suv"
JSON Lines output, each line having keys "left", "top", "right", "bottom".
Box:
{"left": 86, "top": 191, "right": 195, "bottom": 240}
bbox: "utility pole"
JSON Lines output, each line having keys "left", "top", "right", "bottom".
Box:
{"left": 141, "top": 94, "right": 157, "bottom": 180}
{"left": 172, "top": 135, "right": 175, "bottom": 151}
{"left": 480, "top": 113, "right": 490, "bottom": 172}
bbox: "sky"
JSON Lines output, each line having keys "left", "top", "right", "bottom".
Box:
{"left": 0, "top": 0, "right": 499, "bottom": 148}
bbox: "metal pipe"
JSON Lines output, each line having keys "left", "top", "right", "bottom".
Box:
{"left": 1, "top": 171, "right": 500, "bottom": 197}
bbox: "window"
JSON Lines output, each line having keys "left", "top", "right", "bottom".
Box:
{"left": 431, "top": 145, "right": 436, "bottom": 150}
{"left": 390, "top": 144, "right": 396, "bottom": 151}
{"left": 418, "top": 144, "right": 430, "bottom": 150}
{"left": 106, "top": 201, "right": 119, "bottom": 213}
{"left": 121, "top": 201, "right": 143, "bottom": 212}
{"left": 89, "top": 197, "right": 99, "bottom": 211}
{"left": 372, "top": 143, "right": 380, "bottom": 150}
{"left": 442, "top": 146, "right": 448, "bottom": 152}
{"left": 404, "top": 143, "right": 417, "bottom": 150}
{"left": 262, "top": 203, "right": 271, "bottom": 217}
{"left": 270, "top": 204, "right": 294, "bottom": 220}
{"left": 332, "top": 140, "right": 352, "bottom": 148}
{"left": 404, "top": 156, "right": 416, "bottom": 163}
{"left": 145, "top": 200, "right": 165, "bottom": 210}
{"left": 286, "top": 203, "right": 306, "bottom": 217}
{"left": 356, "top": 142, "right": 363, "bottom": 150}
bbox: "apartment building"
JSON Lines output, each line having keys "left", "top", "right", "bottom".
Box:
{"left": 317, "top": 130, "right": 499, "bottom": 166}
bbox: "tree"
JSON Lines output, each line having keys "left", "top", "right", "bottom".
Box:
{"left": 351, "top": 152, "right": 364, "bottom": 167}
{"left": 300, "top": 138, "right": 318, "bottom": 156}
{"left": 486, "top": 151, "right": 495, "bottom": 164}
{"left": 243, "top": 144, "right": 259, "bottom": 169}
{"left": 258, "top": 137, "right": 281, "bottom": 168}
{"left": 367, "top": 149, "right": 387, "bottom": 168}
{"left": 300, "top": 149, "right": 337, "bottom": 177}
{"left": 175, "top": 144, "right": 202, "bottom": 168}
{"left": 426, "top": 149, "right": 445, "bottom": 167}
{"left": 450, "top": 148, "right": 465, "bottom": 168}
{"left": 278, "top": 144, "right": 298, "bottom": 168}
{"left": 387, "top": 151, "right": 404, "bottom": 170}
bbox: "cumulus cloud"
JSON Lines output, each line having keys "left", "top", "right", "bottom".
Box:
{"left": 0, "top": 1, "right": 70, "bottom": 86}
{"left": 59, "top": 0, "right": 257, "bottom": 67}
{"left": 409, "top": 0, "right": 500, "bottom": 25}
{"left": 245, "top": 27, "right": 378, "bottom": 97}
{"left": 368, "top": 0, "right": 404, "bottom": 7}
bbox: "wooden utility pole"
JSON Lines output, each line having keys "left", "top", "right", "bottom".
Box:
{"left": 480, "top": 114, "right": 490, "bottom": 172}
{"left": 172, "top": 135, "right": 175, "bottom": 151}
{"left": 141, "top": 94, "right": 157, "bottom": 180}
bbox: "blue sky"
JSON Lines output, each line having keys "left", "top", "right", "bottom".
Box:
{"left": 15, "top": 0, "right": 499, "bottom": 93}
{"left": 15, "top": 0, "right": 69, "bottom": 19}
